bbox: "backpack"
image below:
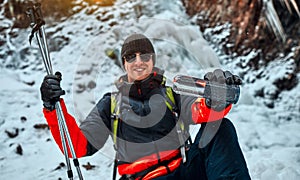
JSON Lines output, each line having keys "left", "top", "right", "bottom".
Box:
{"left": 110, "top": 86, "right": 191, "bottom": 180}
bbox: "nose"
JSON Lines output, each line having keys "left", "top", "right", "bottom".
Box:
{"left": 134, "top": 54, "right": 143, "bottom": 65}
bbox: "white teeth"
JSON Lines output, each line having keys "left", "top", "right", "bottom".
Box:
{"left": 135, "top": 68, "right": 144, "bottom": 72}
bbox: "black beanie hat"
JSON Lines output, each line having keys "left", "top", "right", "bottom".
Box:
{"left": 121, "top": 34, "right": 155, "bottom": 66}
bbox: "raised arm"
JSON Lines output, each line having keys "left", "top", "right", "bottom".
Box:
{"left": 40, "top": 73, "right": 111, "bottom": 157}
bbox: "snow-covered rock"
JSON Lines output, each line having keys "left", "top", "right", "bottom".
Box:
{"left": 0, "top": 0, "right": 299, "bottom": 179}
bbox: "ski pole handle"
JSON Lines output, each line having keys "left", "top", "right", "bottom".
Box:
{"left": 173, "top": 75, "right": 240, "bottom": 104}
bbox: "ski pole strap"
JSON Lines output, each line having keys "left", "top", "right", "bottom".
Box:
{"left": 28, "top": 19, "right": 45, "bottom": 44}
{"left": 26, "top": 3, "right": 46, "bottom": 44}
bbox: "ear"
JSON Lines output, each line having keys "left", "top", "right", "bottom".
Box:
{"left": 124, "top": 61, "right": 129, "bottom": 72}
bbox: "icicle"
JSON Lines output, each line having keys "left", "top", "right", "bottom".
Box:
{"left": 8, "top": 0, "right": 15, "bottom": 20}
{"left": 281, "top": 0, "right": 293, "bottom": 14}
{"left": 280, "top": 0, "right": 300, "bottom": 18}
{"left": 263, "top": 0, "right": 286, "bottom": 42}
{"left": 289, "top": 0, "right": 300, "bottom": 18}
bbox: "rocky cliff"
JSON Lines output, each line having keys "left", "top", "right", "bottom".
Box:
{"left": 182, "top": 0, "right": 300, "bottom": 71}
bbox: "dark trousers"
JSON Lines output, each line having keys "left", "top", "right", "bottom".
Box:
{"left": 154, "top": 118, "right": 251, "bottom": 180}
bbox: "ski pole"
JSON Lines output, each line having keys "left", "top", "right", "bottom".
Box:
{"left": 26, "top": 3, "right": 83, "bottom": 180}
{"left": 173, "top": 75, "right": 240, "bottom": 104}
{"left": 33, "top": 3, "right": 53, "bottom": 74}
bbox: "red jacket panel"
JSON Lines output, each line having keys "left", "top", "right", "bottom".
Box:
{"left": 191, "top": 98, "right": 232, "bottom": 124}
{"left": 43, "top": 99, "right": 87, "bottom": 158}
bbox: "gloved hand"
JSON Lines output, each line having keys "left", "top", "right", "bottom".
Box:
{"left": 204, "top": 69, "right": 242, "bottom": 111}
{"left": 40, "top": 72, "right": 65, "bottom": 111}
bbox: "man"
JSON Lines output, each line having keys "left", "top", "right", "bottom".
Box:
{"left": 40, "top": 33, "right": 251, "bottom": 179}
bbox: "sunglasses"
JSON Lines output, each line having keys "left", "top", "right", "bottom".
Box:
{"left": 124, "top": 53, "right": 153, "bottom": 63}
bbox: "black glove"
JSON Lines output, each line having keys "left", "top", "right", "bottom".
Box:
{"left": 204, "top": 69, "right": 242, "bottom": 111}
{"left": 40, "top": 72, "right": 65, "bottom": 111}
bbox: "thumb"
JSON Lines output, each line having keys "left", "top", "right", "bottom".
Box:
{"left": 60, "top": 90, "right": 66, "bottom": 96}
{"left": 55, "top": 71, "right": 62, "bottom": 81}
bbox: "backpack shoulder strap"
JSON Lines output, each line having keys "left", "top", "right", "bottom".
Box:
{"left": 111, "top": 92, "right": 121, "bottom": 145}
{"left": 162, "top": 86, "right": 191, "bottom": 163}
{"left": 111, "top": 92, "right": 121, "bottom": 180}
{"left": 165, "top": 86, "right": 177, "bottom": 112}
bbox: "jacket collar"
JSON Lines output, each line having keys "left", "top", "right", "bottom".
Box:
{"left": 115, "top": 67, "right": 166, "bottom": 99}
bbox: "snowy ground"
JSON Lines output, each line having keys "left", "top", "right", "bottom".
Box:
{"left": 1, "top": 0, "right": 300, "bottom": 179}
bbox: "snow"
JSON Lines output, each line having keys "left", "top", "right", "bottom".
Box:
{"left": 1, "top": 0, "right": 300, "bottom": 179}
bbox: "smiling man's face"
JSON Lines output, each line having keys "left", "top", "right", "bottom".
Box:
{"left": 124, "top": 52, "right": 154, "bottom": 82}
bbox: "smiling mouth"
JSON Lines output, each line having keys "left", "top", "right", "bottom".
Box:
{"left": 134, "top": 68, "right": 146, "bottom": 72}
